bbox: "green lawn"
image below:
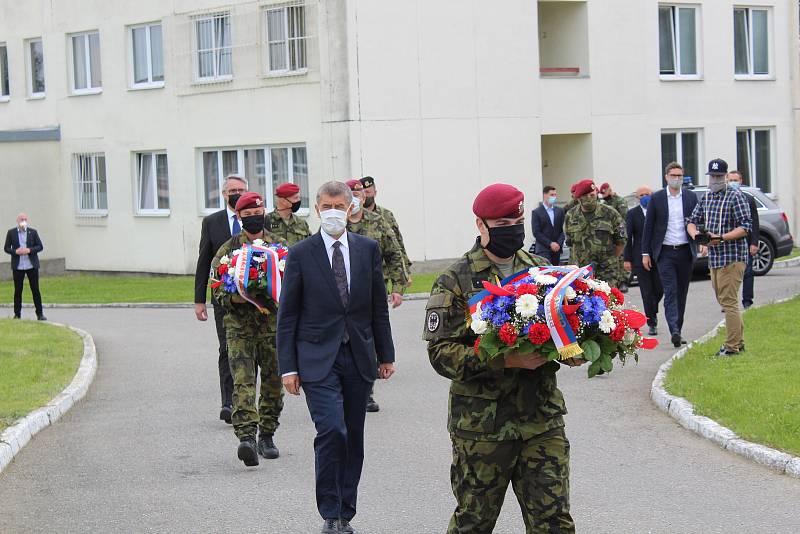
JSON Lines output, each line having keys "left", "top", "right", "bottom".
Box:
{"left": 0, "top": 319, "right": 84, "bottom": 431}
{"left": 665, "top": 296, "right": 800, "bottom": 456}
{"left": 406, "top": 272, "right": 440, "bottom": 295}
{"left": 0, "top": 274, "right": 196, "bottom": 304}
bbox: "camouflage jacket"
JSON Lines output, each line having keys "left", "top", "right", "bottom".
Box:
{"left": 564, "top": 203, "right": 626, "bottom": 266}
{"left": 424, "top": 239, "right": 567, "bottom": 442}
{"left": 373, "top": 204, "right": 412, "bottom": 271}
{"left": 265, "top": 210, "right": 311, "bottom": 246}
{"left": 348, "top": 209, "right": 409, "bottom": 294}
{"left": 601, "top": 193, "right": 628, "bottom": 219}
{"left": 211, "top": 231, "right": 285, "bottom": 336}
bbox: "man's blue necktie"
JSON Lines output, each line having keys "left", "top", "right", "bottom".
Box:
{"left": 232, "top": 217, "right": 241, "bottom": 236}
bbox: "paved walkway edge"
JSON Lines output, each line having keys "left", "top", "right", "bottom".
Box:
{"left": 0, "top": 323, "right": 97, "bottom": 474}
{"left": 650, "top": 302, "right": 800, "bottom": 479}
{"left": 773, "top": 256, "right": 800, "bottom": 269}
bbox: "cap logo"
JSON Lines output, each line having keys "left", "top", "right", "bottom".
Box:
{"left": 255, "top": 199, "right": 263, "bottom": 206}
{"left": 712, "top": 162, "right": 719, "bottom": 170}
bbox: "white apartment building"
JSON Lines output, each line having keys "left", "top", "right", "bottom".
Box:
{"left": 1, "top": 0, "right": 797, "bottom": 274}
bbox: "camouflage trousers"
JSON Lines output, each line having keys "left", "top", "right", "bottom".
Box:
{"left": 589, "top": 256, "right": 624, "bottom": 289}
{"left": 227, "top": 334, "right": 283, "bottom": 440}
{"left": 448, "top": 427, "right": 574, "bottom": 534}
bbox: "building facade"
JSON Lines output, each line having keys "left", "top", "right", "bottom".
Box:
{"left": 1, "top": 0, "right": 797, "bottom": 274}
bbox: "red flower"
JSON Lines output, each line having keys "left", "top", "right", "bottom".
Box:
{"left": 249, "top": 267, "right": 259, "bottom": 279}
{"left": 593, "top": 291, "right": 610, "bottom": 306}
{"left": 515, "top": 283, "right": 540, "bottom": 297}
{"left": 623, "top": 309, "right": 647, "bottom": 329}
{"left": 609, "top": 324, "right": 626, "bottom": 342}
{"left": 217, "top": 264, "right": 228, "bottom": 276}
{"left": 611, "top": 287, "right": 625, "bottom": 305}
{"left": 277, "top": 248, "right": 288, "bottom": 259}
{"left": 567, "top": 313, "right": 581, "bottom": 333}
{"left": 498, "top": 323, "right": 518, "bottom": 346}
{"left": 639, "top": 337, "right": 659, "bottom": 350}
{"left": 528, "top": 323, "right": 551, "bottom": 345}
{"left": 573, "top": 280, "right": 589, "bottom": 293}
{"left": 473, "top": 337, "right": 481, "bottom": 355}
{"left": 612, "top": 309, "right": 626, "bottom": 325}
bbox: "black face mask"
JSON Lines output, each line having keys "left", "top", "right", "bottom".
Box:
{"left": 485, "top": 223, "right": 525, "bottom": 259}
{"left": 228, "top": 193, "right": 241, "bottom": 210}
{"left": 291, "top": 200, "right": 302, "bottom": 213}
{"left": 363, "top": 196, "right": 375, "bottom": 208}
{"left": 240, "top": 214, "right": 265, "bottom": 234}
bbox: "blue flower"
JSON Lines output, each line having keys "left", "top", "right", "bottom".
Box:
{"left": 223, "top": 274, "right": 238, "bottom": 293}
{"left": 580, "top": 295, "right": 606, "bottom": 324}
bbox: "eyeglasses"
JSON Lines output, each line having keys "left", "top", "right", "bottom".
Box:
{"left": 227, "top": 188, "right": 246, "bottom": 194}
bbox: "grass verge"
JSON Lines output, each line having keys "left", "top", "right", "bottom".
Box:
{"left": 0, "top": 319, "right": 84, "bottom": 432}
{"left": 664, "top": 296, "right": 800, "bottom": 456}
{"left": 406, "top": 272, "right": 440, "bottom": 295}
{"left": 781, "top": 247, "right": 800, "bottom": 261}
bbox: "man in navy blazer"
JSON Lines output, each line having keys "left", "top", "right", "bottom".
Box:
{"left": 277, "top": 181, "right": 395, "bottom": 534}
{"left": 641, "top": 162, "right": 701, "bottom": 347}
{"left": 4, "top": 213, "right": 45, "bottom": 320}
{"left": 530, "top": 185, "right": 565, "bottom": 265}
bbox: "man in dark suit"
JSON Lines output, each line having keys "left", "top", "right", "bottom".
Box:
{"left": 4, "top": 213, "right": 45, "bottom": 320}
{"left": 726, "top": 170, "right": 760, "bottom": 309}
{"left": 624, "top": 186, "right": 662, "bottom": 336}
{"left": 641, "top": 162, "right": 701, "bottom": 347}
{"left": 530, "top": 185, "right": 565, "bottom": 265}
{"left": 278, "top": 181, "right": 396, "bottom": 534}
{"left": 194, "top": 174, "right": 248, "bottom": 424}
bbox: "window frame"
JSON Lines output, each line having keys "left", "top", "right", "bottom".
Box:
{"left": 733, "top": 6, "right": 773, "bottom": 80}
{"left": 198, "top": 144, "right": 310, "bottom": 216}
{"left": 736, "top": 127, "right": 775, "bottom": 194}
{"left": 192, "top": 12, "right": 234, "bottom": 83}
{"left": 0, "top": 42, "right": 10, "bottom": 102}
{"left": 658, "top": 4, "right": 703, "bottom": 80}
{"left": 660, "top": 128, "right": 704, "bottom": 185}
{"left": 134, "top": 151, "right": 171, "bottom": 216}
{"left": 73, "top": 153, "right": 108, "bottom": 216}
{"left": 25, "top": 37, "right": 46, "bottom": 99}
{"left": 262, "top": 2, "right": 308, "bottom": 77}
{"left": 68, "top": 30, "right": 102, "bottom": 95}
{"left": 128, "top": 22, "right": 165, "bottom": 90}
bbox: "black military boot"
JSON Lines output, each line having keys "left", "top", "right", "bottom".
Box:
{"left": 219, "top": 405, "right": 232, "bottom": 424}
{"left": 258, "top": 433, "right": 279, "bottom": 459}
{"left": 365, "top": 396, "right": 379, "bottom": 413}
{"left": 237, "top": 437, "right": 259, "bottom": 467}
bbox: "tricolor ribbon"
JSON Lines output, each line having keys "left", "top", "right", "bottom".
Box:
{"left": 233, "top": 243, "right": 282, "bottom": 313}
{"left": 544, "top": 266, "right": 593, "bottom": 359}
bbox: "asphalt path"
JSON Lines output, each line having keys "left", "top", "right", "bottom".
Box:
{"left": 2, "top": 266, "right": 800, "bottom": 533}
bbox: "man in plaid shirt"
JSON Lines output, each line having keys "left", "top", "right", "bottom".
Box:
{"left": 687, "top": 159, "right": 752, "bottom": 356}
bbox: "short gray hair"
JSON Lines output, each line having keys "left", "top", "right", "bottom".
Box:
{"left": 316, "top": 181, "right": 353, "bottom": 205}
{"left": 223, "top": 174, "right": 248, "bottom": 191}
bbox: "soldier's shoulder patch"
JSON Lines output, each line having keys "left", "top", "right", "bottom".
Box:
{"left": 471, "top": 277, "right": 485, "bottom": 289}
{"left": 427, "top": 310, "right": 441, "bottom": 333}
{"left": 270, "top": 222, "right": 281, "bottom": 229}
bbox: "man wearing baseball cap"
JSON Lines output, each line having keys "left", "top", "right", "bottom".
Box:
{"left": 265, "top": 182, "right": 311, "bottom": 246}
{"left": 687, "top": 159, "right": 752, "bottom": 356}
{"left": 425, "top": 183, "right": 581, "bottom": 533}
{"left": 212, "top": 192, "right": 287, "bottom": 466}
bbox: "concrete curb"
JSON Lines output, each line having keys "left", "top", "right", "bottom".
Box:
{"left": 773, "top": 256, "right": 800, "bottom": 269}
{"left": 650, "top": 299, "right": 800, "bottom": 479}
{"left": 0, "top": 323, "right": 97, "bottom": 474}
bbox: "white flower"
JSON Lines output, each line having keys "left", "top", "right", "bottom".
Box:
{"left": 220, "top": 255, "right": 231, "bottom": 265}
{"left": 588, "top": 279, "right": 612, "bottom": 294}
{"left": 528, "top": 267, "right": 542, "bottom": 278}
{"left": 278, "top": 260, "right": 286, "bottom": 272}
{"left": 565, "top": 286, "right": 577, "bottom": 301}
{"left": 470, "top": 319, "right": 488, "bottom": 335}
{"left": 598, "top": 310, "right": 616, "bottom": 333}
{"left": 515, "top": 294, "right": 540, "bottom": 318}
{"left": 535, "top": 274, "right": 558, "bottom": 286}
{"left": 471, "top": 303, "right": 483, "bottom": 323}
{"left": 253, "top": 238, "right": 265, "bottom": 247}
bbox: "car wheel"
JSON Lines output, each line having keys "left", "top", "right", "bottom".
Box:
{"left": 753, "top": 238, "right": 774, "bottom": 276}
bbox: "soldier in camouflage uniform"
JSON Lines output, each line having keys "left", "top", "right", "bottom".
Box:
{"left": 346, "top": 179, "right": 408, "bottom": 413}
{"left": 264, "top": 182, "right": 311, "bottom": 246}
{"left": 564, "top": 180, "right": 627, "bottom": 288}
{"left": 212, "top": 192, "right": 286, "bottom": 467}
{"left": 425, "top": 183, "right": 579, "bottom": 534}
{"left": 360, "top": 176, "right": 412, "bottom": 282}
{"left": 598, "top": 182, "right": 630, "bottom": 292}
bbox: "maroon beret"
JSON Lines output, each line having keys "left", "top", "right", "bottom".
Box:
{"left": 235, "top": 191, "right": 264, "bottom": 211}
{"left": 345, "top": 179, "right": 363, "bottom": 191}
{"left": 572, "top": 179, "right": 596, "bottom": 198}
{"left": 473, "top": 183, "right": 524, "bottom": 219}
{"left": 275, "top": 182, "right": 300, "bottom": 198}
{"left": 599, "top": 182, "right": 610, "bottom": 193}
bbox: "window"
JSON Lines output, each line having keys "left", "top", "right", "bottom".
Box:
{"left": 0, "top": 43, "right": 9, "bottom": 100}
{"left": 264, "top": 3, "right": 307, "bottom": 74}
{"left": 194, "top": 12, "right": 232, "bottom": 81}
{"left": 734, "top": 7, "right": 770, "bottom": 77}
{"left": 25, "top": 37, "right": 45, "bottom": 97}
{"left": 661, "top": 130, "right": 702, "bottom": 184}
{"left": 73, "top": 153, "right": 108, "bottom": 214}
{"left": 70, "top": 31, "right": 102, "bottom": 93}
{"left": 200, "top": 145, "right": 309, "bottom": 212}
{"left": 136, "top": 152, "right": 170, "bottom": 214}
{"left": 130, "top": 22, "right": 164, "bottom": 88}
{"left": 736, "top": 128, "right": 773, "bottom": 193}
{"left": 658, "top": 5, "right": 699, "bottom": 77}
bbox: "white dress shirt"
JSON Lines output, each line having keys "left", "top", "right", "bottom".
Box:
{"left": 663, "top": 188, "right": 688, "bottom": 246}
{"left": 320, "top": 230, "right": 351, "bottom": 290}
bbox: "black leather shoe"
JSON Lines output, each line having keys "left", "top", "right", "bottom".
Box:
{"left": 671, "top": 332, "right": 682, "bottom": 348}
{"left": 237, "top": 437, "right": 259, "bottom": 467}
{"left": 258, "top": 434, "right": 279, "bottom": 459}
{"left": 365, "top": 396, "right": 380, "bottom": 413}
{"left": 320, "top": 519, "right": 339, "bottom": 534}
{"left": 648, "top": 326, "right": 658, "bottom": 336}
{"left": 340, "top": 519, "right": 357, "bottom": 533}
{"left": 618, "top": 283, "right": 629, "bottom": 294}
{"left": 37, "top": 315, "right": 47, "bottom": 321}
{"left": 219, "top": 405, "right": 232, "bottom": 424}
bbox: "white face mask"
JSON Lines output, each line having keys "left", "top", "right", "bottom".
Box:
{"left": 18, "top": 221, "right": 28, "bottom": 230}
{"left": 319, "top": 209, "right": 348, "bottom": 236}
{"left": 351, "top": 196, "right": 362, "bottom": 214}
